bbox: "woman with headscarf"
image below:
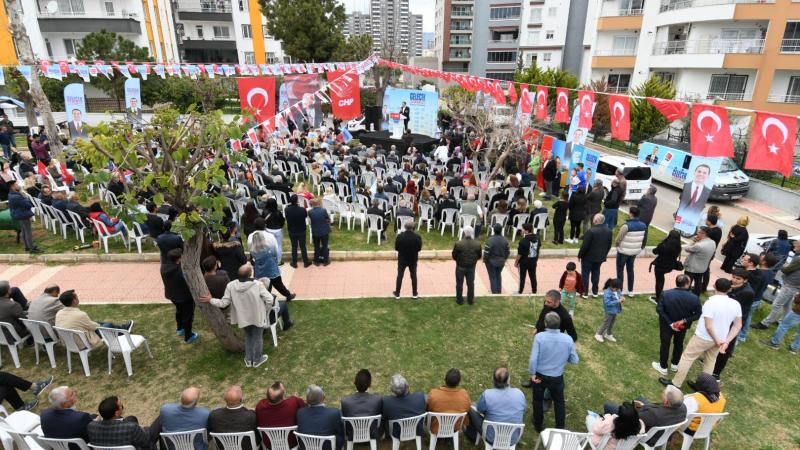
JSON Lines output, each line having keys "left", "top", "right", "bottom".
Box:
{"left": 720, "top": 216, "right": 749, "bottom": 272}
{"left": 263, "top": 198, "right": 286, "bottom": 264}
{"left": 651, "top": 230, "right": 683, "bottom": 302}
{"left": 684, "top": 373, "right": 726, "bottom": 436}
{"left": 250, "top": 227, "right": 296, "bottom": 301}
{"left": 586, "top": 401, "right": 645, "bottom": 449}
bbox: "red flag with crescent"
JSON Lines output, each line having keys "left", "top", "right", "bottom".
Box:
{"left": 745, "top": 112, "right": 797, "bottom": 177}
{"left": 577, "top": 90, "right": 595, "bottom": 129}
{"left": 519, "top": 84, "right": 532, "bottom": 114}
{"left": 646, "top": 97, "right": 688, "bottom": 121}
{"left": 608, "top": 94, "right": 630, "bottom": 141}
{"left": 237, "top": 77, "right": 276, "bottom": 123}
{"left": 535, "top": 86, "right": 548, "bottom": 120}
{"left": 507, "top": 82, "right": 518, "bottom": 105}
{"left": 690, "top": 104, "right": 733, "bottom": 157}
{"left": 554, "top": 88, "right": 570, "bottom": 123}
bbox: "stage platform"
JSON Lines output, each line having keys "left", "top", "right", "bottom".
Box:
{"left": 356, "top": 131, "right": 439, "bottom": 154}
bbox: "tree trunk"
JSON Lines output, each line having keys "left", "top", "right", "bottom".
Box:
{"left": 5, "top": 0, "right": 63, "bottom": 156}
{"left": 19, "top": 90, "right": 38, "bottom": 134}
{"left": 181, "top": 233, "right": 245, "bottom": 352}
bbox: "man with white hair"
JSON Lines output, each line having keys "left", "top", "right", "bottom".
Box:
{"left": 460, "top": 193, "right": 484, "bottom": 237}
{"left": 41, "top": 386, "right": 94, "bottom": 440}
{"left": 603, "top": 385, "right": 687, "bottom": 447}
{"left": 452, "top": 226, "right": 482, "bottom": 305}
{"left": 381, "top": 374, "right": 426, "bottom": 439}
{"left": 296, "top": 384, "right": 344, "bottom": 450}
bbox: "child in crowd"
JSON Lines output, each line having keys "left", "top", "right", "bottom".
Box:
{"left": 552, "top": 190, "right": 568, "bottom": 245}
{"left": 595, "top": 278, "right": 623, "bottom": 343}
{"left": 559, "top": 261, "right": 585, "bottom": 315}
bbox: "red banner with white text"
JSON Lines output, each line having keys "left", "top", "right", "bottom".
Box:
{"left": 326, "top": 70, "right": 362, "bottom": 121}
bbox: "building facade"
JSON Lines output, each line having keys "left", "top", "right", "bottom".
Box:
{"left": 345, "top": 11, "right": 372, "bottom": 38}
{"left": 434, "top": 0, "right": 474, "bottom": 74}
{"left": 409, "top": 13, "right": 424, "bottom": 57}
{"left": 370, "top": 0, "right": 411, "bottom": 55}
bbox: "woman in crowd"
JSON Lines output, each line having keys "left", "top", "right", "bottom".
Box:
{"left": 241, "top": 201, "right": 260, "bottom": 238}
{"left": 295, "top": 182, "right": 315, "bottom": 201}
{"left": 263, "top": 198, "right": 286, "bottom": 264}
{"left": 250, "top": 227, "right": 296, "bottom": 301}
{"left": 720, "top": 215, "right": 750, "bottom": 272}
{"left": 509, "top": 197, "right": 530, "bottom": 227}
{"left": 88, "top": 202, "right": 122, "bottom": 234}
{"left": 651, "top": 230, "right": 683, "bottom": 302}
{"left": 213, "top": 225, "right": 247, "bottom": 277}
{"left": 586, "top": 401, "right": 644, "bottom": 450}
{"left": 567, "top": 185, "right": 587, "bottom": 244}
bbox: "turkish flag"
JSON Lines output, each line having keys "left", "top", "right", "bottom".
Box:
{"left": 745, "top": 112, "right": 797, "bottom": 177}
{"left": 535, "top": 86, "right": 548, "bottom": 120}
{"left": 690, "top": 104, "right": 733, "bottom": 157}
{"left": 554, "top": 87, "right": 570, "bottom": 123}
{"left": 507, "top": 82, "right": 518, "bottom": 105}
{"left": 37, "top": 161, "right": 48, "bottom": 177}
{"left": 577, "top": 90, "right": 595, "bottom": 129}
{"left": 608, "top": 94, "right": 630, "bottom": 141}
{"left": 519, "top": 84, "right": 533, "bottom": 114}
{"left": 492, "top": 81, "right": 507, "bottom": 105}
{"left": 647, "top": 97, "right": 688, "bottom": 121}
{"left": 237, "top": 77, "right": 276, "bottom": 123}
{"left": 327, "top": 70, "right": 361, "bottom": 120}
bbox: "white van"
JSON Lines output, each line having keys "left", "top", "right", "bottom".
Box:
{"left": 594, "top": 154, "right": 653, "bottom": 201}
{"left": 492, "top": 105, "right": 514, "bottom": 127}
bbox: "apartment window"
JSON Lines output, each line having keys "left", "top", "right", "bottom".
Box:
{"left": 608, "top": 74, "right": 631, "bottom": 93}
{"left": 265, "top": 52, "right": 276, "bottom": 63}
{"left": 450, "top": 35, "right": 471, "bottom": 45}
{"left": 56, "top": 0, "right": 85, "bottom": 14}
{"left": 708, "top": 74, "right": 748, "bottom": 100}
{"left": 530, "top": 8, "right": 542, "bottom": 24}
{"left": 526, "top": 53, "right": 538, "bottom": 66}
{"left": 213, "top": 26, "right": 231, "bottom": 39}
{"left": 486, "top": 72, "right": 515, "bottom": 81}
{"left": 45, "top": 39, "right": 53, "bottom": 58}
{"left": 781, "top": 21, "right": 800, "bottom": 52}
{"left": 653, "top": 72, "right": 675, "bottom": 84}
{"left": 451, "top": 20, "right": 472, "bottom": 31}
{"left": 244, "top": 52, "right": 255, "bottom": 64}
{"left": 548, "top": 7, "right": 558, "bottom": 17}
{"left": 63, "top": 38, "right": 77, "bottom": 57}
{"left": 452, "top": 5, "right": 473, "bottom": 16}
{"left": 449, "top": 49, "right": 471, "bottom": 59}
{"left": 545, "top": 30, "right": 554, "bottom": 40}
{"left": 620, "top": 0, "right": 645, "bottom": 14}
{"left": 542, "top": 52, "right": 552, "bottom": 62}
{"left": 196, "top": 26, "right": 204, "bottom": 39}
{"left": 490, "top": 6, "right": 521, "bottom": 20}
{"left": 263, "top": 26, "right": 271, "bottom": 39}
{"left": 487, "top": 51, "right": 517, "bottom": 62}
{"left": 612, "top": 35, "right": 637, "bottom": 55}
{"left": 104, "top": 1, "right": 114, "bottom": 15}
{"left": 238, "top": 0, "right": 248, "bottom": 11}
{"left": 527, "top": 30, "right": 540, "bottom": 44}
{"left": 241, "top": 24, "right": 252, "bottom": 39}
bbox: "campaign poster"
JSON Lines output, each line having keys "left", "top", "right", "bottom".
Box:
{"left": 124, "top": 78, "right": 142, "bottom": 124}
{"left": 381, "top": 87, "right": 439, "bottom": 137}
{"left": 326, "top": 70, "right": 361, "bottom": 120}
{"left": 64, "top": 83, "right": 87, "bottom": 140}
{"left": 582, "top": 149, "right": 601, "bottom": 184}
{"left": 537, "top": 134, "right": 555, "bottom": 189}
{"left": 279, "top": 74, "right": 322, "bottom": 128}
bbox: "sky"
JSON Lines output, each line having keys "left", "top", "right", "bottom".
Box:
{"left": 340, "top": 0, "right": 435, "bottom": 32}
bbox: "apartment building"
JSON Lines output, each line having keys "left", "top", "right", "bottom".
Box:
{"left": 345, "top": 11, "right": 372, "bottom": 38}
{"left": 589, "top": 0, "right": 800, "bottom": 115}
{"left": 434, "top": 0, "right": 474, "bottom": 74}
{"left": 409, "top": 13, "right": 424, "bottom": 57}
{"left": 370, "top": 0, "right": 410, "bottom": 55}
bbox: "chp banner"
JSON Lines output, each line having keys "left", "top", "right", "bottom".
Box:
{"left": 279, "top": 74, "right": 323, "bottom": 128}
{"left": 381, "top": 87, "right": 439, "bottom": 137}
{"left": 326, "top": 70, "right": 361, "bottom": 120}
{"left": 237, "top": 77, "right": 276, "bottom": 124}
{"left": 124, "top": 78, "right": 142, "bottom": 123}
{"left": 64, "top": 83, "right": 87, "bottom": 141}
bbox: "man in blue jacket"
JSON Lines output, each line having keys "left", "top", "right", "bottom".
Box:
{"left": 297, "top": 384, "right": 344, "bottom": 450}
{"left": 41, "top": 386, "right": 95, "bottom": 441}
{"left": 308, "top": 198, "right": 331, "bottom": 266}
{"left": 7, "top": 180, "right": 41, "bottom": 253}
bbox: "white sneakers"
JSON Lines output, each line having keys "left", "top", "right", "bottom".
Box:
{"left": 594, "top": 334, "right": 604, "bottom": 343}
{"left": 596, "top": 334, "right": 617, "bottom": 343}
{"left": 651, "top": 361, "right": 667, "bottom": 375}
{"left": 626, "top": 291, "right": 634, "bottom": 298}
{"left": 671, "top": 364, "right": 679, "bottom": 372}
{"left": 604, "top": 335, "right": 617, "bottom": 342}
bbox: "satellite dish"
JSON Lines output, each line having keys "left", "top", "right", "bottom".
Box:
{"left": 46, "top": 1, "right": 58, "bottom": 14}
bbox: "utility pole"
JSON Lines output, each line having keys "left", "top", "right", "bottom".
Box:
{"left": 4, "top": 0, "right": 63, "bottom": 155}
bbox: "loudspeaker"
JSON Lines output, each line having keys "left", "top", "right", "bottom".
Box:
{"left": 364, "top": 106, "right": 382, "bottom": 133}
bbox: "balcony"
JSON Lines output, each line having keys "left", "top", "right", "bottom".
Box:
{"left": 594, "top": 48, "right": 637, "bottom": 56}
{"left": 780, "top": 39, "right": 800, "bottom": 53}
{"left": 36, "top": 7, "right": 141, "bottom": 34}
{"left": 452, "top": 8, "right": 474, "bottom": 17}
{"left": 449, "top": 37, "right": 473, "bottom": 46}
{"left": 448, "top": 50, "right": 472, "bottom": 60}
{"left": 768, "top": 94, "right": 800, "bottom": 103}
{"left": 600, "top": 7, "right": 644, "bottom": 17}
{"left": 706, "top": 91, "right": 753, "bottom": 101}
{"left": 592, "top": 49, "right": 637, "bottom": 68}
{"left": 653, "top": 39, "right": 764, "bottom": 55}
{"left": 176, "top": 0, "right": 233, "bottom": 21}
{"left": 659, "top": 0, "right": 774, "bottom": 13}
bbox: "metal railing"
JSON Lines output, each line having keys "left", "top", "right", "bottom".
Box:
{"left": 706, "top": 91, "right": 753, "bottom": 101}
{"left": 780, "top": 39, "right": 800, "bottom": 53}
{"left": 768, "top": 94, "right": 800, "bottom": 103}
{"left": 607, "top": 86, "right": 631, "bottom": 93}
{"left": 653, "top": 38, "right": 764, "bottom": 55}
{"left": 450, "top": 22, "right": 473, "bottom": 31}
{"left": 600, "top": 7, "right": 644, "bottom": 17}
{"left": 659, "top": 0, "right": 774, "bottom": 13}
{"left": 448, "top": 51, "right": 472, "bottom": 59}
{"left": 488, "top": 39, "right": 519, "bottom": 45}
{"left": 594, "top": 48, "right": 637, "bottom": 56}
{"left": 449, "top": 37, "right": 472, "bottom": 45}
{"left": 37, "top": 8, "right": 138, "bottom": 18}
{"left": 176, "top": 0, "right": 232, "bottom": 13}
{"left": 452, "top": 9, "right": 474, "bottom": 17}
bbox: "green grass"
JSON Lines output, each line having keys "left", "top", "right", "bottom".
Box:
{"left": 9, "top": 297, "right": 798, "bottom": 449}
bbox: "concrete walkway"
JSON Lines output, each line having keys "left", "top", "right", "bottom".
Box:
{"left": 0, "top": 257, "right": 725, "bottom": 304}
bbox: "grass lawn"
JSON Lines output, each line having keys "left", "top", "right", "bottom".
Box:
{"left": 8, "top": 296, "right": 798, "bottom": 449}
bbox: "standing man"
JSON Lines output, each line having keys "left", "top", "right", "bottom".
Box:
{"left": 700, "top": 215, "right": 723, "bottom": 295}
{"left": 452, "top": 226, "right": 482, "bottom": 305}
{"left": 515, "top": 223, "right": 540, "bottom": 294}
{"left": 614, "top": 206, "right": 647, "bottom": 297}
{"left": 522, "top": 290, "right": 578, "bottom": 392}
{"left": 484, "top": 224, "right": 510, "bottom": 294}
{"left": 578, "top": 214, "right": 612, "bottom": 297}
{"left": 583, "top": 180, "right": 605, "bottom": 236}
{"left": 156, "top": 221, "right": 184, "bottom": 263}
{"left": 637, "top": 186, "right": 658, "bottom": 227}
{"left": 400, "top": 102, "right": 411, "bottom": 132}
{"left": 660, "top": 279, "right": 742, "bottom": 388}
{"left": 712, "top": 269, "right": 753, "bottom": 380}
{"left": 160, "top": 248, "right": 203, "bottom": 344}
{"left": 7, "top": 180, "right": 41, "bottom": 254}
{"left": 284, "top": 195, "right": 311, "bottom": 268}
{"left": 528, "top": 312, "right": 579, "bottom": 432}
{"left": 753, "top": 239, "right": 800, "bottom": 330}
{"left": 394, "top": 221, "right": 422, "bottom": 299}
{"left": 308, "top": 198, "right": 331, "bottom": 266}
{"left": 683, "top": 227, "right": 716, "bottom": 296}
{"left": 652, "top": 275, "right": 702, "bottom": 376}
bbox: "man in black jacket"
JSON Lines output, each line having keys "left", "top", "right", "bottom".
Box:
{"left": 341, "top": 369, "right": 382, "bottom": 439}
{"left": 521, "top": 290, "right": 577, "bottom": 389}
{"left": 712, "top": 269, "right": 754, "bottom": 380}
{"left": 207, "top": 386, "right": 259, "bottom": 450}
{"left": 652, "top": 275, "right": 701, "bottom": 376}
{"left": 160, "top": 248, "right": 207, "bottom": 344}
{"left": 578, "top": 214, "right": 612, "bottom": 297}
{"left": 284, "top": 195, "right": 311, "bottom": 268}
{"left": 542, "top": 156, "right": 558, "bottom": 200}
{"left": 156, "top": 222, "right": 184, "bottom": 263}
{"left": 394, "top": 221, "right": 422, "bottom": 299}
{"left": 452, "top": 226, "right": 482, "bottom": 305}
{"left": 145, "top": 203, "right": 165, "bottom": 239}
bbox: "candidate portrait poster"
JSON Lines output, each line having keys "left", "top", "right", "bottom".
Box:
{"left": 381, "top": 87, "right": 439, "bottom": 137}
{"left": 64, "top": 83, "right": 87, "bottom": 141}
{"left": 581, "top": 148, "right": 601, "bottom": 184}
{"left": 124, "top": 78, "right": 142, "bottom": 124}
{"left": 279, "top": 74, "right": 322, "bottom": 128}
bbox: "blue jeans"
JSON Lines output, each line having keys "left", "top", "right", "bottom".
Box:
{"left": 739, "top": 300, "right": 761, "bottom": 341}
{"left": 485, "top": 262, "right": 503, "bottom": 294}
{"left": 615, "top": 253, "right": 636, "bottom": 292}
{"left": 581, "top": 260, "right": 603, "bottom": 295}
{"left": 770, "top": 310, "right": 800, "bottom": 351}
{"left": 603, "top": 208, "right": 619, "bottom": 229}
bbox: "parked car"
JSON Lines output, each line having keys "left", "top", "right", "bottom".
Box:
{"left": 594, "top": 154, "right": 653, "bottom": 201}
{"left": 744, "top": 233, "right": 800, "bottom": 256}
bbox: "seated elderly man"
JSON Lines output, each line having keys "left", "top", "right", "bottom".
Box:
{"left": 341, "top": 369, "right": 382, "bottom": 439}
{"left": 156, "top": 387, "right": 211, "bottom": 450}
{"left": 42, "top": 386, "right": 95, "bottom": 440}
{"left": 87, "top": 396, "right": 150, "bottom": 450}
{"left": 395, "top": 200, "right": 414, "bottom": 230}
{"left": 465, "top": 367, "right": 527, "bottom": 445}
{"left": 296, "top": 384, "right": 344, "bottom": 450}
{"left": 382, "top": 374, "right": 426, "bottom": 439}
{"left": 54, "top": 290, "right": 132, "bottom": 349}
{"left": 28, "top": 285, "right": 63, "bottom": 325}
{"left": 255, "top": 381, "right": 306, "bottom": 448}
{"left": 427, "top": 368, "right": 471, "bottom": 434}
{"left": 603, "top": 385, "right": 687, "bottom": 447}
{"left": 208, "top": 385, "right": 258, "bottom": 450}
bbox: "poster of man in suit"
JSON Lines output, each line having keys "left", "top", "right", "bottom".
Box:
{"left": 564, "top": 106, "right": 589, "bottom": 171}
{"left": 675, "top": 157, "right": 721, "bottom": 234}
{"left": 64, "top": 83, "right": 87, "bottom": 141}
{"left": 125, "top": 78, "right": 143, "bottom": 124}
{"left": 279, "top": 74, "right": 322, "bottom": 128}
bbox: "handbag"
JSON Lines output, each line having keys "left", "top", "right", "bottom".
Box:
{"left": 674, "top": 259, "right": 684, "bottom": 271}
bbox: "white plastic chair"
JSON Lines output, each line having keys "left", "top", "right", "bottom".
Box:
{"left": 449, "top": 186, "right": 464, "bottom": 200}
{"left": 35, "top": 437, "right": 91, "bottom": 450}
{"left": 0, "top": 322, "right": 30, "bottom": 368}
{"left": 336, "top": 182, "right": 351, "bottom": 201}
{"left": 590, "top": 432, "right": 646, "bottom": 450}
{"left": 88, "top": 445, "right": 135, "bottom": 450}
{"left": 396, "top": 216, "right": 414, "bottom": 232}
{"left": 337, "top": 201, "right": 355, "bottom": 230}
{"left": 480, "top": 421, "right": 525, "bottom": 450}
{"left": 351, "top": 204, "right": 367, "bottom": 232}
{"left": 511, "top": 214, "right": 531, "bottom": 241}
{"left": 53, "top": 326, "right": 95, "bottom": 377}
{"left": 20, "top": 319, "right": 59, "bottom": 368}
{"left": 534, "top": 429, "right": 590, "bottom": 450}
{"left": 0, "top": 407, "right": 41, "bottom": 450}
{"left": 160, "top": 429, "right": 208, "bottom": 450}
{"left": 679, "top": 413, "right": 728, "bottom": 450}
{"left": 104, "top": 190, "right": 121, "bottom": 208}
{"left": 51, "top": 208, "right": 76, "bottom": 240}
{"left": 267, "top": 303, "right": 282, "bottom": 347}
{"left": 417, "top": 203, "right": 435, "bottom": 232}
{"left": 366, "top": 214, "right": 384, "bottom": 245}
{"left": 66, "top": 210, "right": 88, "bottom": 243}
{"left": 294, "top": 432, "right": 335, "bottom": 450}
{"left": 0, "top": 421, "right": 43, "bottom": 450}
{"left": 209, "top": 431, "right": 257, "bottom": 450}
{"left": 257, "top": 425, "right": 297, "bottom": 450}
{"left": 440, "top": 208, "right": 458, "bottom": 236}
{"left": 387, "top": 413, "right": 425, "bottom": 450}
{"left": 129, "top": 222, "right": 153, "bottom": 254}
{"left": 458, "top": 214, "right": 477, "bottom": 239}
{"left": 341, "top": 415, "right": 381, "bottom": 450}
{"left": 426, "top": 412, "right": 467, "bottom": 450}
{"left": 400, "top": 193, "right": 415, "bottom": 205}
{"left": 42, "top": 205, "right": 63, "bottom": 234}
{"left": 90, "top": 218, "right": 128, "bottom": 253}
{"left": 639, "top": 420, "right": 689, "bottom": 450}
{"left": 531, "top": 212, "right": 548, "bottom": 240}
{"left": 97, "top": 327, "right": 153, "bottom": 376}
{"left": 489, "top": 213, "right": 509, "bottom": 236}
